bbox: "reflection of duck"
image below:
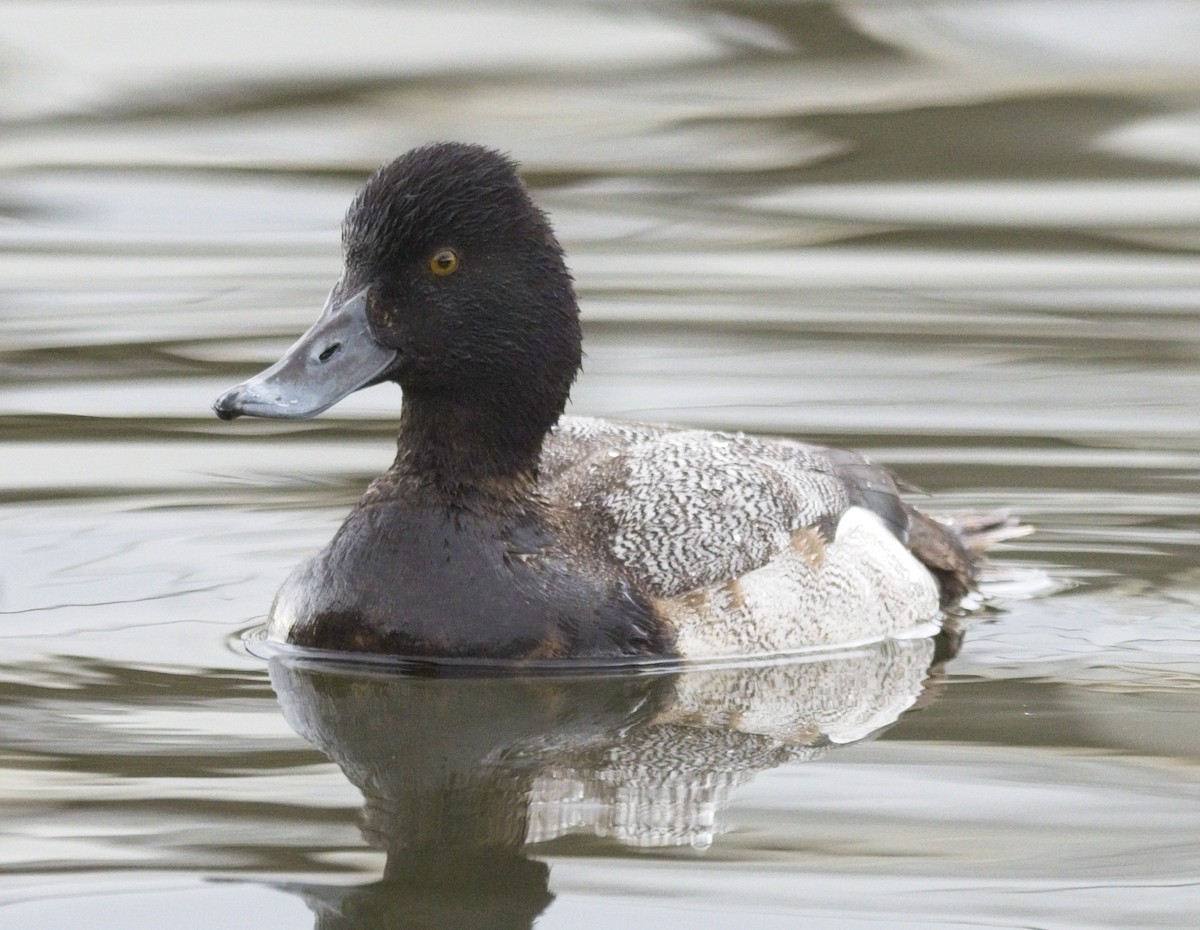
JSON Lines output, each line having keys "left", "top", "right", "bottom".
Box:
{"left": 525, "top": 641, "right": 938, "bottom": 848}
{"left": 214, "top": 143, "right": 1020, "bottom": 660}
{"left": 269, "top": 634, "right": 950, "bottom": 926}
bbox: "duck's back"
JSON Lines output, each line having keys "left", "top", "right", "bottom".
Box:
{"left": 541, "top": 416, "right": 946, "bottom": 655}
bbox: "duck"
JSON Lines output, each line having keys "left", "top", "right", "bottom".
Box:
{"left": 213, "top": 142, "right": 1012, "bottom": 661}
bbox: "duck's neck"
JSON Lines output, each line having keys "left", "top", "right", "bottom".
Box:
{"left": 392, "top": 386, "right": 560, "bottom": 498}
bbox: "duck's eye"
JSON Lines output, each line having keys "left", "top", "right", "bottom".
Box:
{"left": 429, "top": 248, "right": 460, "bottom": 277}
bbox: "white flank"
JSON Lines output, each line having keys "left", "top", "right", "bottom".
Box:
{"left": 665, "top": 506, "right": 942, "bottom": 659}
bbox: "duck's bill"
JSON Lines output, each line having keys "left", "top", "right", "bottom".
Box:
{"left": 213, "top": 288, "right": 397, "bottom": 420}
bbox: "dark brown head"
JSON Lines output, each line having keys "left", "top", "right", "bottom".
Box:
{"left": 213, "top": 143, "right": 582, "bottom": 469}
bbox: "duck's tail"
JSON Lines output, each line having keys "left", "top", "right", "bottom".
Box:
{"left": 905, "top": 508, "right": 1033, "bottom": 608}
{"left": 945, "top": 509, "right": 1034, "bottom": 554}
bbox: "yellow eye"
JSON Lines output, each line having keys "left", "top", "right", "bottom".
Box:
{"left": 429, "top": 248, "right": 460, "bottom": 276}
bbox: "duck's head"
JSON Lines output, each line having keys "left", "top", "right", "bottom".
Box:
{"left": 213, "top": 143, "right": 581, "bottom": 429}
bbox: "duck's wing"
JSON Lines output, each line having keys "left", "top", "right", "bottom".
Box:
{"left": 539, "top": 416, "right": 682, "bottom": 483}
{"left": 540, "top": 416, "right": 916, "bottom": 599}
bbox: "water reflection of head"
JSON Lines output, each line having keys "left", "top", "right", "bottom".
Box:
{"left": 270, "top": 637, "right": 943, "bottom": 927}
{"left": 273, "top": 659, "right": 669, "bottom": 928}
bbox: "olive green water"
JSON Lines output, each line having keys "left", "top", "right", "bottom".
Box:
{"left": 2, "top": 2, "right": 1199, "bottom": 927}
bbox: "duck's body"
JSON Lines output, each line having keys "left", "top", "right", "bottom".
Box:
{"left": 215, "top": 142, "right": 998, "bottom": 661}
{"left": 268, "top": 415, "right": 948, "bottom": 658}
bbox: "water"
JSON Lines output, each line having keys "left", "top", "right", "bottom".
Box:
{"left": 2, "top": 2, "right": 1199, "bottom": 927}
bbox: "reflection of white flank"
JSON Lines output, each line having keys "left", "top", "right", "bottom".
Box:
{"left": 525, "top": 639, "right": 935, "bottom": 848}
